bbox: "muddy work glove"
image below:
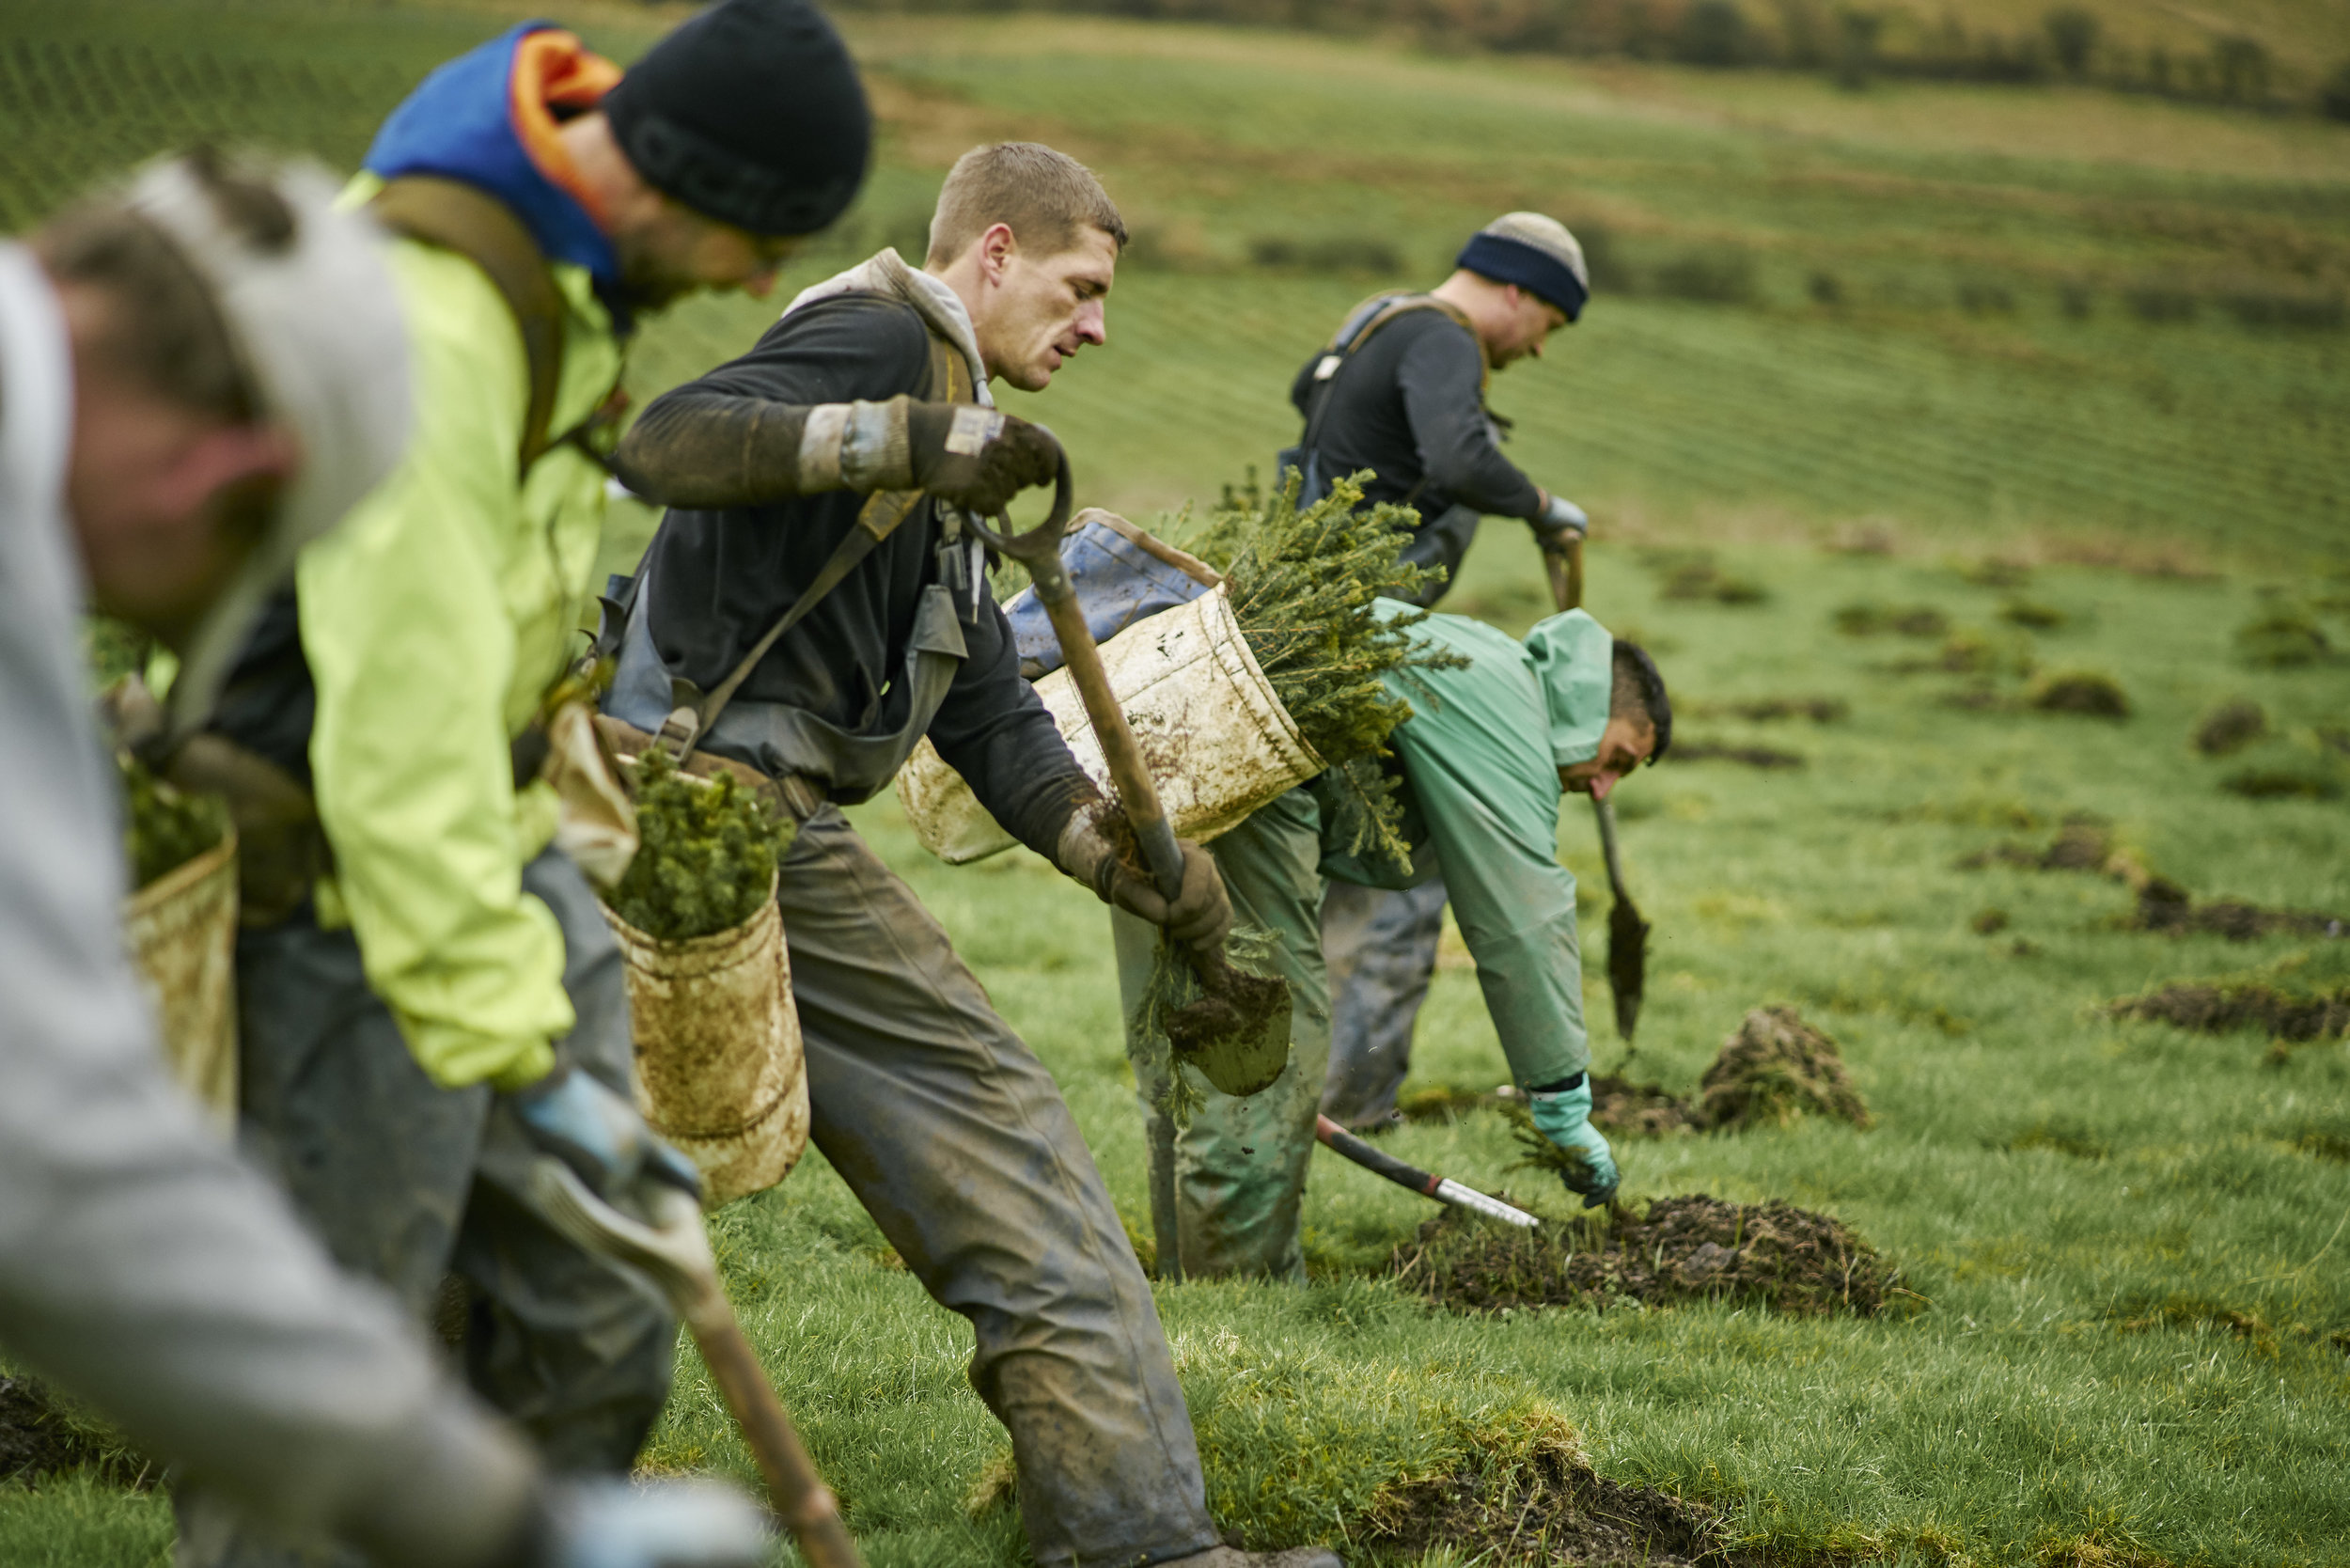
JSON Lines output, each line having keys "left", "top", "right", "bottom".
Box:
{"left": 1532, "top": 492, "right": 1589, "bottom": 555}
{"left": 1058, "top": 805, "right": 1233, "bottom": 950}
{"left": 526, "top": 1476, "right": 768, "bottom": 1568}
{"left": 1528, "top": 1074, "right": 1619, "bottom": 1209}
{"left": 507, "top": 1065, "right": 701, "bottom": 1206}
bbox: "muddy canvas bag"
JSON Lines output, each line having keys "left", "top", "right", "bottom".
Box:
{"left": 898, "top": 511, "right": 1324, "bottom": 864}
{"left": 123, "top": 827, "right": 241, "bottom": 1130}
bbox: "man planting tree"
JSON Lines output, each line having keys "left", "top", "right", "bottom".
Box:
{"left": 0, "top": 151, "right": 764, "bottom": 1568}
{"left": 1110, "top": 599, "right": 1670, "bottom": 1280}
{"left": 1278, "top": 212, "right": 1602, "bottom": 1134}
{"left": 181, "top": 3, "right": 877, "bottom": 1556}
{"left": 602, "top": 141, "right": 1332, "bottom": 1568}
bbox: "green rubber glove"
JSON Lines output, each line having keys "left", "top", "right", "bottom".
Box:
{"left": 1528, "top": 1075, "right": 1619, "bottom": 1208}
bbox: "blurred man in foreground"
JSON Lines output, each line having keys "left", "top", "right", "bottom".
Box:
{"left": 1278, "top": 212, "right": 1602, "bottom": 1132}
{"left": 0, "top": 150, "right": 762, "bottom": 1568}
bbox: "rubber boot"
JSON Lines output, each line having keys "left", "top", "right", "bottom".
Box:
{"left": 1155, "top": 1549, "right": 1343, "bottom": 1568}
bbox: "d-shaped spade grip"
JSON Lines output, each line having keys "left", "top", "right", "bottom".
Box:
{"left": 966, "top": 445, "right": 1187, "bottom": 902}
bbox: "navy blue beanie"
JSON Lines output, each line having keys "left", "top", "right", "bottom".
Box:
{"left": 604, "top": 0, "right": 871, "bottom": 237}
{"left": 1456, "top": 216, "right": 1590, "bottom": 321}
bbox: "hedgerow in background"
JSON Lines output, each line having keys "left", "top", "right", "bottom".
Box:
{"left": 117, "top": 754, "right": 227, "bottom": 891}
{"left": 1185, "top": 468, "right": 1462, "bottom": 868}
{"left": 603, "top": 750, "right": 794, "bottom": 942}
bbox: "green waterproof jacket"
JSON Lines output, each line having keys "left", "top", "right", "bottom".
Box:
{"left": 297, "top": 201, "right": 619, "bottom": 1091}
{"left": 1322, "top": 601, "right": 1616, "bottom": 1088}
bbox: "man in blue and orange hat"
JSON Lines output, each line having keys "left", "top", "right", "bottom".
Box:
{"left": 187, "top": 4, "right": 872, "bottom": 1556}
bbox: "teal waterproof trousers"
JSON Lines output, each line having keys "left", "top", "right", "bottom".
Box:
{"left": 1112, "top": 789, "right": 1333, "bottom": 1281}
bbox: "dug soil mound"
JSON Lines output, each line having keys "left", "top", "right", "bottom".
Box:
{"left": 1367, "top": 1420, "right": 1762, "bottom": 1567}
{"left": 1393, "top": 1195, "right": 1908, "bottom": 1318}
{"left": 2128, "top": 883, "right": 2344, "bottom": 942}
{"left": 1591, "top": 1074, "right": 1702, "bottom": 1136}
{"left": 2107, "top": 983, "right": 2350, "bottom": 1043}
{"left": 1695, "top": 1007, "right": 1871, "bottom": 1131}
{"left": 0, "top": 1376, "right": 151, "bottom": 1488}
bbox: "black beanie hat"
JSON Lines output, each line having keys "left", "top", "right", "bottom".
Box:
{"left": 603, "top": 0, "right": 871, "bottom": 238}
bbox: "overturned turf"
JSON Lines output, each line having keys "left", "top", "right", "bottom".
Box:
{"left": 1392, "top": 1195, "right": 1909, "bottom": 1317}
{"left": 2127, "top": 883, "right": 2345, "bottom": 942}
{"left": 1364, "top": 1413, "right": 1759, "bottom": 1567}
{"left": 1665, "top": 740, "right": 1806, "bottom": 769}
{"left": 0, "top": 1376, "right": 151, "bottom": 1489}
{"left": 1696, "top": 1007, "right": 1872, "bottom": 1131}
{"left": 2107, "top": 983, "right": 2350, "bottom": 1043}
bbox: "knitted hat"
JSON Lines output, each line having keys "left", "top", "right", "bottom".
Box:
{"left": 1456, "top": 212, "right": 1590, "bottom": 321}
{"left": 1523, "top": 609, "right": 1614, "bottom": 768}
{"left": 603, "top": 0, "right": 871, "bottom": 238}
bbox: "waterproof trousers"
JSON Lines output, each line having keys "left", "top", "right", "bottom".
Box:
{"left": 1318, "top": 879, "right": 1448, "bottom": 1129}
{"left": 180, "top": 849, "right": 676, "bottom": 1567}
{"left": 1112, "top": 790, "right": 1333, "bottom": 1282}
{"left": 780, "top": 807, "right": 1220, "bottom": 1568}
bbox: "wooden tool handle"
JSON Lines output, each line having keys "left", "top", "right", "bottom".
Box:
{"left": 686, "top": 1293, "right": 865, "bottom": 1568}
{"left": 1546, "top": 539, "right": 1584, "bottom": 614}
{"left": 1038, "top": 587, "right": 1187, "bottom": 900}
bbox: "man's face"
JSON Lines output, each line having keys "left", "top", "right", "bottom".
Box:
{"left": 1559, "top": 714, "right": 1655, "bottom": 803}
{"left": 59, "top": 286, "right": 287, "bottom": 648}
{"left": 614, "top": 202, "right": 800, "bottom": 315}
{"left": 1488, "top": 285, "right": 1570, "bottom": 370}
{"left": 970, "top": 225, "right": 1117, "bottom": 393}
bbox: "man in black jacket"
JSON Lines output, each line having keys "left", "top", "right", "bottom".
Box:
{"left": 1281, "top": 212, "right": 1598, "bottom": 1134}
{"left": 607, "top": 143, "right": 1334, "bottom": 1568}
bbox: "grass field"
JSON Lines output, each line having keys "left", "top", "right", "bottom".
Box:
{"left": 5, "top": 1, "right": 2350, "bottom": 1564}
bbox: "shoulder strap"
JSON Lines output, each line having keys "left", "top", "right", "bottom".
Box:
{"left": 655, "top": 323, "right": 972, "bottom": 760}
{"left": 369, "top": 175, "right": 565, "bottom": 478}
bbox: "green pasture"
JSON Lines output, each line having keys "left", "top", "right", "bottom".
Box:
{"left": 7, "top": 0, "right": 2350, "bottom": 1563}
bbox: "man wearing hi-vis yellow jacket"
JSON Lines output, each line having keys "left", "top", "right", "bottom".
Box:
{"left": 192, "top": 0, "right": 874, "bottom": 1527}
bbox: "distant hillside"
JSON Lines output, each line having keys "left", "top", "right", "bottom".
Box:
{"left": 831, "top": 0, "right": 2350, "bottom": 113}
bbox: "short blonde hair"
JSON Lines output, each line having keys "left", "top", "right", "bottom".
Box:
{"left": 926, "top": 142, "right": 1127, "bottom": 266}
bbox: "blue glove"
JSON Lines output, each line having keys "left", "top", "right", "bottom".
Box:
{"left": 508, "top": 1066, "right": 701, "bottom": 1204}
{"left": 1536, "top": 493, "right": 1590, "bottom": 551}
{"left": 1528, "top": 1075, "right": 1619, "bottom": 1208}
{"left": 536, "top": 1477, "right": 768, "bottom": 1568}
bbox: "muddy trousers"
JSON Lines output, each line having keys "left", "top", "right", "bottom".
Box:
{"left": 779, "top": 807, "right": 1219, "bottom": 1568}
{"left": 1112, "top": 790, "right": 1334, "bottom": 1282}
{"left": 175, "top": 849, "right": 677, "bottom": 1568}
{"left": 1317, "top": 878, "right": 1448, "bottom": 1129}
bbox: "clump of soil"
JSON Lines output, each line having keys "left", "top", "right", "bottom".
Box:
{"left": 1694, "top": 1007, "right": 1872, "bottom": 1131}
{"left": 1956, "top": 816, "right": 2129, "bottom": 876}
{"left": 2193, "top": 698, "right": 2267, "bottom": 756}
{"left": 2106, "top": 982, "right": 2350, "bottom": 1043}
{"left": 2234, "top": 609, "right": 2330, "bottom": 667}
{"left": 0, "top": 1376, "right": 152, "bottom": 1489}
{"left": 1364, "top": 1414, "right": 1759, "bottom": 1567}
{"left": 1959, "top": 557, "right": 2031, "bottom": 588}
{"left": 1999, "top": 599, "right": 2068, "bottom": 630}
{"left": 1663, "top": 740, "right": 1805, "bottom": 769}
{"left": 2222, "top": 747, "right": 2345, "bottom": 801}
{"left": 2028, "top": 669, "right": 2130, "bottom": 718}
{"left": 1700, "top": 696, "right": 1846, "bottom": 724}
{"left": 1391, "top": 1194, "right": 1908, "bottom": 1318}
{"left": 1650, "top": 551, "right": 1768, "bottom": 605}
{"left": 1833, "top": 601, "right": 1947, "bottom": 637}
{"left": 2128, "top": 882, "right": 2343, "bottom": 942}
{"left": 1590, "top": 1074, "right": 1701, "bottom": 1137}
{"left": 1971, "top": 907, "right": 2011, "bottom": 934}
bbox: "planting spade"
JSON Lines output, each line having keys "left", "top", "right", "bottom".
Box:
{"left": 966, "top": 439, "right": 1292, "bottom": 1101}
{"left": 1546, "top": 541, "right": 1650, "bottom": 1054}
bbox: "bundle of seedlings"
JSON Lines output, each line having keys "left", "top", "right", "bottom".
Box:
{"left": 117, "top": 750, "right": 227, "bottom": 890}
{"left": 1187, "top": 467, "right": 1464, "bottom": 868}
{"left": 603, "top": 747, "right": 795, "bottom": 942}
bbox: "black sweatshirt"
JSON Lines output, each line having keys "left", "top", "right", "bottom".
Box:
{"left": 626, "top": 295, "right": 1093, "bottom": 858}
{"left": 1288, "top": 307, "right": 1543, "bottom": 523}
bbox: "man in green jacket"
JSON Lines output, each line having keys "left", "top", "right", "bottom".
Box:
{"left": 1113, "top": 604, "right": 1672, "bottom": 1280}
{"left": 196, "top": 1, "right": 878, "bottom": 1537}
